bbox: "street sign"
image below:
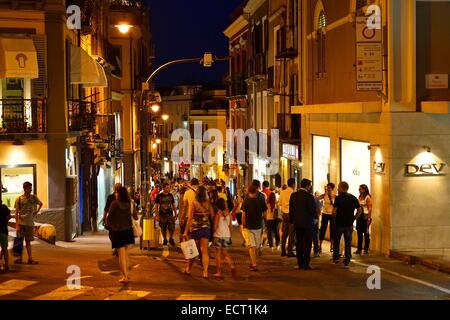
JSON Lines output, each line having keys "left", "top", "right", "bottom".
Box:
{"left": 356, "top": 16, "right": 381, "bottom": 43}
{"left": 356, "top": 43, "right": 383, "bottom": 91}
{"left": 356, "top": 16, "right": 383, "bottom": 91}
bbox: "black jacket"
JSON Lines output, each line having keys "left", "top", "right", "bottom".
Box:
{"left": 289, "top": 189, "right": 317, "bottom": 229}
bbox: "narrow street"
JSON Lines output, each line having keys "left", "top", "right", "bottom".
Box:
{"left": 1, "top": 227, "right": 448, "bottom": 301}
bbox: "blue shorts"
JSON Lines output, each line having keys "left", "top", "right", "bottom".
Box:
{"left": 191, "top": 228, "right": 211, "bottom": 241}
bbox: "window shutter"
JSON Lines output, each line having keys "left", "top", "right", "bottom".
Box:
{"left": 31, "top": 34, "right": 47, "bottom": 98}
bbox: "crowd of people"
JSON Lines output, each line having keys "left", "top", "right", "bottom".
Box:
{"left": 130, "top": 175, "right": 373, "bottom": 278}
{"left": 0, "top": 176, "right": 372, "bottom": 281}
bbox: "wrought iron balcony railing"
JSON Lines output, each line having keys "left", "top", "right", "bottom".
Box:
{"left": 0, "top": 98, "right": 46, "bottom": 134}
{"left": 68, "top": 99, "right": 97, "bottom": 132}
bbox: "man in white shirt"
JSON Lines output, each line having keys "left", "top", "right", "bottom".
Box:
{"left": 180, "top": 178, "right": 199, "bottom": 239}
{"left": 278, "top": 178, "right": 296, "bottom": 257}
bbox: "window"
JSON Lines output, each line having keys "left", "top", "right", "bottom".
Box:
{"left": 0, "top": 165, "right": 37, "bottom": 209}
{"left": 316, "top": 10, "right": 327, "bottom": 78}
{"left": 318, "top": 11, "right": 327, "bottom": 30}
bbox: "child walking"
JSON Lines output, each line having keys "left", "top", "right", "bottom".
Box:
{"left": 213, "top": 198, "right": 237, "bottom": 278}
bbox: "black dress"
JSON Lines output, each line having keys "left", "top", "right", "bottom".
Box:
{"left": 107, "top": 200, "right": 135, "bottom": 249}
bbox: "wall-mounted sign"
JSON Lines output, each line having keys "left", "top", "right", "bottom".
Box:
{"left": 405, "top": 163, "right": 446, "bottom": 177}
{"left": 426, "top": 74, "right": 448, "bottom": 89}
{"left": 373, "top": 161, "right": 386, "bottom": 174}
{"left": 282, "top": 144, "right": 299, "bottom": 160}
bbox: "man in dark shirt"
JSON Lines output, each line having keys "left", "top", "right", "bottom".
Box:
{"left": 289, "top": 179, "right": 317, "bottom": 270}
{"left": 241, "top": 184, "right": 267, "bottom": 271}
{"left": 332, "top": 182, "right": 362, "bottom": 266}
{"left": 155, "top": 183, "right": 177, "bottom": 246}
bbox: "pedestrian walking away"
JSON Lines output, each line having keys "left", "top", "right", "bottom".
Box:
{"left": 183, "top": 186, "right": 215, "bottom": 278}
{"left": 332, "top": 182, "right": 362, "bottom": 267}
{"left": 241, "top": 184, "right": 267, "bottom": 271}
{"left": 231, "top": 188, "right": 246, "bottom": 247}
{"left": 105, "top": 187, "right": 138, "bottom": 283}
{"left": 181, "top": 178, "right": 199, "bottom": 243}
{"left": 155, "top": 183, "right": 178, "bottom": 246}
{"left": 265, "top": 192, "right": 280, "bottom": 251}
{"left": 14, "top": 182, "right": 42, "bottom": 265}
{"left": 213, "top": 198, "right": 237, "bottom": 278}
{"left": 290, "top": 179, "right": 317, "bottom": 270}
{"left": 103, "top": 183, "right": 122, "bottom": 256}
{"left": 0, "top": 199, "right": 11, "bottom": 272}
{"left": 279, "top": 179, "right": 296, "bottom": 257}
{"left": 356, "top": 184, "right": 372, "bottom": 255}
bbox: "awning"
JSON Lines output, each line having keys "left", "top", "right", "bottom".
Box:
{"left": 0, "top": 38, "right": 39, "bottom": 79}
{"left": 70, "top": 44, "right": 107, "bottom": 87}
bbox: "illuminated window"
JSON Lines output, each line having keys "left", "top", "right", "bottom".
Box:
{"left": 318, "top": 10, "right": 327, "bottom": 30}
{"left": 316, "top": 10, "right": 327, "bottom": 77}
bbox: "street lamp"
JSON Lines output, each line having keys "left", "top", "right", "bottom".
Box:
{"left": 156, "top": 138, "right": 161, "bottom": 144}
{"left": 115, "top": 23, "right": 134, "bottom": 34}
{"left": 150, "top": 103, "right": 160, "bottom": 113}
{"left": 162, "top": 114, "right": 169, "bottom": 121}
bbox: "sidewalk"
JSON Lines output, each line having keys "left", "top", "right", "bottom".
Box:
{"left": 390, "top": 250, "right": 450, "bottom": 274}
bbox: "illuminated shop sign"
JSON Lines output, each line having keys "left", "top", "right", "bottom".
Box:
{"left": 373, "top": 161, "right": 385, "bottom": 174}
{"left": 404, "top": 163, "right": 446, "bottom": 177}
{"left": 282, "top": 144, "right": 299, "bottom": 160}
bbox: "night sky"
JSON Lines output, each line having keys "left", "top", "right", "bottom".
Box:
{"left": 146, "top": 0, "right": 243, "bottom": 89}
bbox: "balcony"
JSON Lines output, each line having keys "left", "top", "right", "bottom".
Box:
{"left": 0, "top": 98, "right": 46, "bottom": 134}
{"left": 68, "top": 99, "right": 97, "bottom": 132}
{"left": 277, "top": 113, "right": 300, "bottom": 141}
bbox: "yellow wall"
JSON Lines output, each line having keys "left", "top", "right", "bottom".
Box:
{"left": 0, "top": 10, "right": 45, "bottom": 33}
{"left": 0, "top": 140, "right": 49, "bottom": 208}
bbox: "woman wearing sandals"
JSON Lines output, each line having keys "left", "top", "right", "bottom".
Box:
{"left": 106, "top": 187, "right": 138, "bottom": 283}
{"left": 183, "top": 186, "right": 215, "bottom": 278}
{"left": 212, "top": 198, "right": 237, "bottom": 278}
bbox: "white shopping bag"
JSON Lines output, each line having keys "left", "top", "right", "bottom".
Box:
{"left": 180, "top": 239, "right": 199, "bottom": 260}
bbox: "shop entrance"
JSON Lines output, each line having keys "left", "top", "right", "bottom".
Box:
{"left": 341, "top": 139, "right": 371, "bottom": 197}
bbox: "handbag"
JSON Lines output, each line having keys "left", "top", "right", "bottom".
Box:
{"left": 131, "top": 218, "right": 142, "bottom": 238}
{"left": 13, "top": 236, "right": 24, "bottom": 257}
{"left": 180, "top": 238, "right": 199, "bottom": 260}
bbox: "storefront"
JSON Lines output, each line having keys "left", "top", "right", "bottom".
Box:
{"left": 280, "top": 143, "right": 302, "bottom": 187}
{"left": 312, "top": 136, "right": 330, "bottom": 194}
{"left": 0, "top": 141, "right": 48, "bottom": 209}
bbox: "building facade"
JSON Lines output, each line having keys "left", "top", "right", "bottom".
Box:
{"left": 0, "top": 0, "right": 152, "bottom": 239}
{"left": 294, "top": 0, "right": 450, "bottom": 256}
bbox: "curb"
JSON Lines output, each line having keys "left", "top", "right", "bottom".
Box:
{"left": 389, "top": 250, "right": 450, "bottom": 274}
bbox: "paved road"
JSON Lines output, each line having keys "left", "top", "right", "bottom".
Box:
{"left": 0, "top": 227, "right": 449, "bottom": 300}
